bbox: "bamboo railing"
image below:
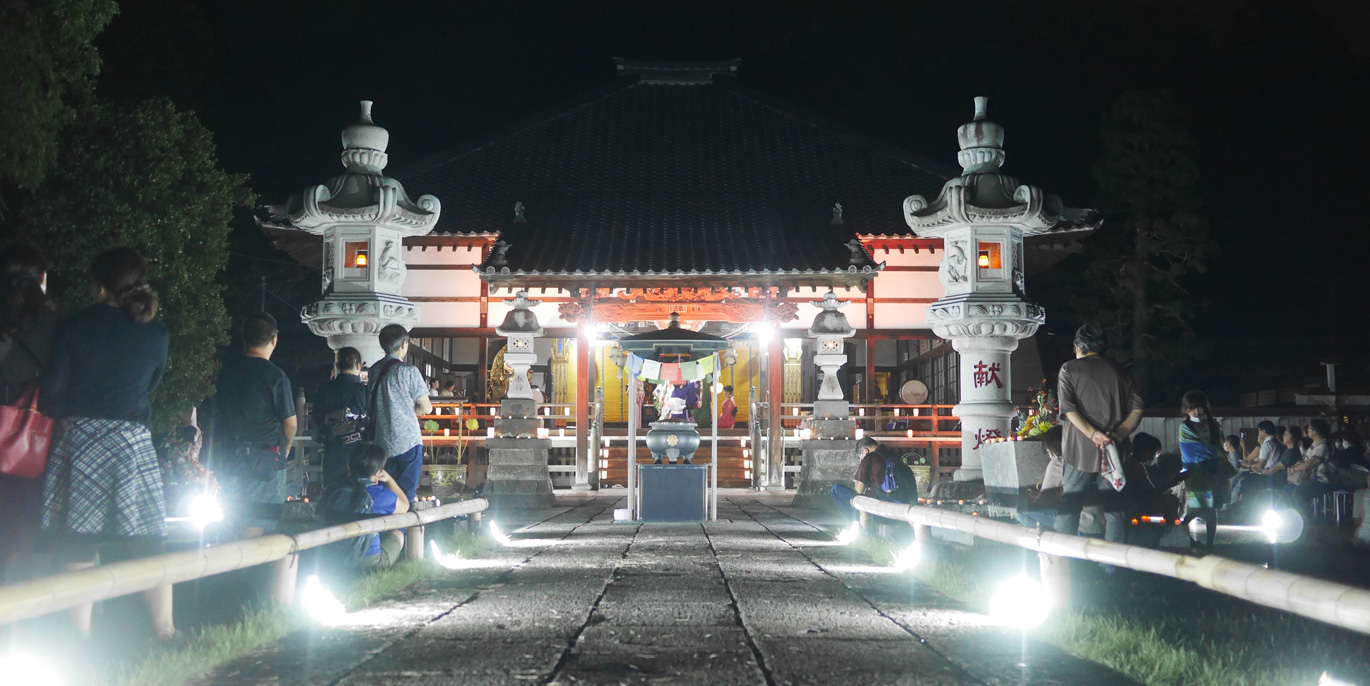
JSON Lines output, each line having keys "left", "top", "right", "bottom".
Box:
{"left": 0, "top": 498, "right": 489, "bottom": 626}
{"left": 851, "top": 495, "right": 1370, "bottom": 636}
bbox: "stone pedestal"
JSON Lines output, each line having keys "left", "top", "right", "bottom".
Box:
{"left": 485, "top": 437, "right": 555, "bottom": 509}
{"left": 981, "top": 439, "right": 1052, "bottom": 511}
{"left": 495, "top": 398, "right": 541, "bottom": 438}
{"left": 791, "top": 438, "right": 857, "bottom": 510}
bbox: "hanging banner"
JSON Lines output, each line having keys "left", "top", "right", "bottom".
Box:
{"left": 640, "top": 358, "right": 661, "bottom": 382}
{"left": 628, "top": 354, "right": 644, "bottom": 377}
{"left": 698, "top": 353, "right": 716, "bottom": 377}
{"left": 661, "top": 362, "right": 683, "bottom": 384}
{"left": 680, "top": 360, "right": 700, "bottom": 381}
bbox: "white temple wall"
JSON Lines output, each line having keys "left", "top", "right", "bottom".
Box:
{"left": 872, "top": 302, "right": 929, "bottom": 328}
{"left": 403, "top": 247, "right": 481, "bottom": 266}
{"left": 874, "top": 270, "right": 940, "bottom": 299}
{"left": 403, "top": 269, "right": 482, "bottom": 297}
{"left": 416, "top": 302, "right": 480, "bottom": 328}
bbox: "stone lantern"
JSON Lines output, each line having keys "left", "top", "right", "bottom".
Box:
{"left": 808, "top": 291, "right": 857, "bottom": 419}
{"left": 486, "top": 290, "right": 555, "bottom": 508}
{"left": 903, "top": 97, "right": 1061, "bottom": 483}
{"left": 291, "top": 101, "right": 441, "bottom": 364}
{"left": 793, "top": 292, "right": 859, "bottom": 510}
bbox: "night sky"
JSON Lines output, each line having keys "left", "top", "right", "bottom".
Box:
{"left": 92, "top": 0, "right": 1370, "bottom": 394}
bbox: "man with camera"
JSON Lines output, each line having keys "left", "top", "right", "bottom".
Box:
{"left": 213, "top": 313, "right": 297, "bottom": 539}
{"left": 312, "top": 347, "right": 369, "bottom": 484}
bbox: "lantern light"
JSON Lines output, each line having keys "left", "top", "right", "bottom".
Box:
{"left": 355, "top": 251, "right": 368, "bottom": 267}
{"left": 978, "top": 250, "right": 991, "bottom": 268}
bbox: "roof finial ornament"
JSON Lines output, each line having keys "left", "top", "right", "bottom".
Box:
{"left": 340, "top": 100, "right": 390, "bottom": 174}
{"left": 831, "top": 203, "right": 844, "bottom": 225}
{"left": 513, "top": 201, "right": 526, "bottom": 223}
{"left": 956, "top": 96, "right": 1006, "bottom": 175}
{"left": 490, "top": 240, "right": 511, "bottom": 267}
{"left": 846, "top": 239, "right": 867, "bottom": 265}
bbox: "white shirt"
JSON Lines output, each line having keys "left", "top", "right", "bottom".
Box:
{"left": 1259, "top": 436, "right": 1283, "bottom": 471}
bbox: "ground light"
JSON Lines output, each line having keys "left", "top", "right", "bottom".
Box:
{"left": 0, "top": 652, "right": 65, "bottom": 685}
{"left": 835, "top": 521, "right": 860, "bottom": 545}
{"left": 1319, "top": 672, "right": 1357, "bottom": 686}
{"left": 988, "top": 575, "right": 1053, "bottom": 629}
{"left": 430, "top": 539, "right": 463, "bottom": 570}
{"left": 188, "top": 492, "right": 225, "bottom": 529}
{"left": 489, "top": 522, "right": 512, "bottom": 545}
{"left": 891, "top": 542, "right": 921, "bottom": 572}
{"left": 301, "top": 575, "right": 346, "bottom": 625}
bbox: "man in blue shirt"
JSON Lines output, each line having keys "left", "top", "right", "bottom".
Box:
{"left": 367, "top": 325, "right": 432, "bottom": 501}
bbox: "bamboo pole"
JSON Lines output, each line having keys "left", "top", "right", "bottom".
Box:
{"left": 851, "top": 496, "right": 1370, "bottom": 636}
{"left": 0, "top": 498, "right": 488, "bottom": 627}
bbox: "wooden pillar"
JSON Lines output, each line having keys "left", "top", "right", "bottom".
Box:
{"left": 574, "top": 316, "right": 592, "bottom": 491}
{"left": 865, "top": 337, "right": 877, "bottom": 404}
{"left": 766, "top": 328, "right": 785, "bottom": 490}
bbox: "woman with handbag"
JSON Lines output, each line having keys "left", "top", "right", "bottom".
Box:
{"left": 0, "top": 245, "right": 60, "bottom": 583}
{"left": 39, "top": 247, "right": 175, "bottom": 640}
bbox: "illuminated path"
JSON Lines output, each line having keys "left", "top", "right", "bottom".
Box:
{"left": 193, "top": 493, "right": 1137, "bottom": 685}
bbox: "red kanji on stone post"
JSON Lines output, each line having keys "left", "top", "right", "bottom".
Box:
{"left": 973, "top": 361, "right": 1003, "bottom": 389}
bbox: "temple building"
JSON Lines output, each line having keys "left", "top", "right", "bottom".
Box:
{"left": 261, "top": 59, "right": 1093, "bottom": 496}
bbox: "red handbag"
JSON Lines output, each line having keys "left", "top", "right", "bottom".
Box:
{"left": 0, "top": 386, "right": 54, "bottom": 478}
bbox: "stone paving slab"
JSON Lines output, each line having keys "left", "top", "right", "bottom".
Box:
{"left": 194, "top": 493, "right": 1139, "bottom": 686}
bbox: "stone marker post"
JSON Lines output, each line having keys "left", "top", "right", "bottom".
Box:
{"left": 792, "top": 292, "right": 858, "bottom": 509}
{"left": 486, "top": 291, "right": 556, "bottom": 508}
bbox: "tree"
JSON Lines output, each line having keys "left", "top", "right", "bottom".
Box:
{"left": 1076, "top": 90, "right": 1211, "bottom": 400}
{"left": 19, "top": 97, "right": 254, "bottom": 433}
{"left": 0, "top": 0, "right": 117, "bottom": 193}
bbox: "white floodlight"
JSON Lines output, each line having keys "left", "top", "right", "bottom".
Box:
{"left": 989, "top": 575, "right": 1053, "bottom": 629}
{"left": 891, "top": 542, "right": 922, "bottom": 572}
{"left": 1261, "top": 510, "right": 1283, "bottom": 544}
{"left": 751, "top": 323, "right": 774, "bottom": 345}
{"left": 430, "top": 539, "right": 463, "bottom": 570}
{"left": 301, "top": 575, "right": 346, "bottom": 625}
{"left": 1318, "top": 672, "right": 1357, "bottom": 686}
{"left": 489, "top": 521, "right": 512, "bottom": 545}
{"left": 0, "top": 652, "right": 65, "bottom": 685}
{"left": 835, "top": 521, "right": 861, "bottom": 545}
{"left": 187, "top": 493, "right": 224, "bottom": 529}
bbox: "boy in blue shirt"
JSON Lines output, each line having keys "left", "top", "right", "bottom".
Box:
{"left": 327, "top": 443, "right": 410, "bottom": 569}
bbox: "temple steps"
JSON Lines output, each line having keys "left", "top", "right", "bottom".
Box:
{"left": 597, "top": 444, "right": 753, "bottom": 488}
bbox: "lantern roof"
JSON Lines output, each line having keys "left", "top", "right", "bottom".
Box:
{"left": 280, "top": 101, "right": 442, "bottom": 236}
{"left": 902, "top": 97, "right": 1062, "bottom": 239}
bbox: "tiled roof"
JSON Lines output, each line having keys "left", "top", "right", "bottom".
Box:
{"left": 396, "top": 69, "right": 956, "bottom": 279}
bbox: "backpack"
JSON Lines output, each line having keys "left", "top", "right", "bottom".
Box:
{"left": 881, "top": 456, "right": 919, "bottom": 504}
{"left": 319, "top": 477, "right": 376, "bottom": 567}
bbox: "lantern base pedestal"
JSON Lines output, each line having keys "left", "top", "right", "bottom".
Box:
{"left": 981, "top": 440, "right": 1052, "bottom": 512}
{"left": 791, "top": 438, "right": 858, "bottom": 510}
{"left": 485, "top": 437, "right": 555, "bottom": 509}
{"left": 495, "top": 398, "right": 542, "bottom": 438}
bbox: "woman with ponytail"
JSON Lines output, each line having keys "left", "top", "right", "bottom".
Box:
{"left": 0, "top": 244, "right": 60, "bottom": 583}
{"left": 39, "top": 246, "right": 176, "bottom": 640}
{"left": 1177, "top": 390, "right": 1230, "bottom": 548}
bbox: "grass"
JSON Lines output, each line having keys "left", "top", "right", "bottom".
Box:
{"left": 853, "top": 532, "right": 1370, "bottom": 686}
{"left": 91, "top": 527, "right": 494, "bottom": 686}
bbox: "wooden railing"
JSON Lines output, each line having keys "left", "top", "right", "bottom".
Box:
{"left": 851, "top": 495, "right": 1370, "bottom": 636}
{"left": 0, "top": 498, "right": 489, "bottom": 626}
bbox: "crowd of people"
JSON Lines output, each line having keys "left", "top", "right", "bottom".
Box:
{"left": 829, "top": 322, "right": 1370, "bottom": 552}
{"left": 0, "top": 244, "right": 436, "bottom": 642}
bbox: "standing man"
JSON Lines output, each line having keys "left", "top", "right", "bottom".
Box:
{"left": 717, "top": 385, "right": 738, "bottom": 429}
{"left": 311, "top": 347, "right": 369, "bottom": 484}
{"left": 369, "top": 324, "right": 431, "bottom": 501}
{"left": 214, "top": 312, "right": 297, "bottom": 539}
{"left": 1055, "top": 323, "right": 1144, "bottom": 540}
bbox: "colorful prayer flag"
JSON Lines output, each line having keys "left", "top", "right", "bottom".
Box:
{"left": 628, "top": 353, "right": 644, "bottom": 376}
{"left": 698, "top": 353, "right": 716, "bottom": 376}
{"left": 662, "top": 363, "right": 682, "bottom": 384}
{"left": 640, "top": 359, "right": 661, "bottom": 381}
{"left": 681, "top": 360, "right": 700, "bottom": 381}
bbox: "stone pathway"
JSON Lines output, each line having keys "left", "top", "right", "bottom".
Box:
{"left": 194, "top": 493, "right": 1138, "bottom": 685}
